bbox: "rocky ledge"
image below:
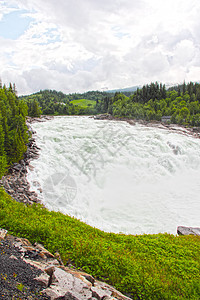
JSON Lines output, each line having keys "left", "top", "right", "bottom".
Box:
{"left": 0, "top": 228, "right": 132, "bottom": 300}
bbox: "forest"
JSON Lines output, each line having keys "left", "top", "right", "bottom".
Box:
{"left": 98, "top": 82, "right": 200, "bottom": 126}
{"left": 21, "top": 81, "right": 200, "bottom": 127}
{"left": 0, "top": 83, "right": 28, "bottom": 178}
{"left": 21, "top": 90, "right": 111, "bottom": 116}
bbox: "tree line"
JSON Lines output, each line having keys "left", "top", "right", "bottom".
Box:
{"left": 22, "top": 81, "right": 200, "bottom": 127}
{"left": 97, "top": 82, "right": 200, "bottom": 126}
{"left": 0, "top": 83, "right": 29, "bottom": 177}
{"left": 21, "top": 90, "right": 112, "bottom": 116}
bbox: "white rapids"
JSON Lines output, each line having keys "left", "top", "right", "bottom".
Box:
{"left": 27, "top": 116, "right": 200, "bottom": 235}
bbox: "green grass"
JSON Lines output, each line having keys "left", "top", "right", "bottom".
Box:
{"left": 71, "top": 99, "right": 96, "bottom": 109}
{"left": 0, "top": 188, "right": 199, "bottom": 299}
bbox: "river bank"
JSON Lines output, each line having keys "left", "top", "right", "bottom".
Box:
{"left": 0, "top": 116, "right": 53, "bottom": 206}
{"left": 94, "top": 113, "right": 200, "bottom": 139}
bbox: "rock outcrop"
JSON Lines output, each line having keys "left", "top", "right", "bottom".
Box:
{"left": 177, "top": 226, "right": 200, "bottom": 236}
{"left": 0, "top": 229, "right": 132, "bottom": 300}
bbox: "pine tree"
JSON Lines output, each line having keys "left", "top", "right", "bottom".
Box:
{"left": 0, "top": 124, "right": 5, "bottom": 156}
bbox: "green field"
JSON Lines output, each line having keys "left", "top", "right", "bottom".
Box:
{"left": 0, "top": 189, "right": 199, "bottom": 299}
{"left": 71, "top": 99, "right": 96, "bottom": 108}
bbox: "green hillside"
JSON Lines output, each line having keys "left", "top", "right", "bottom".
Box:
{"left": 71, "top": 98, "right": 96, "bottom": 108}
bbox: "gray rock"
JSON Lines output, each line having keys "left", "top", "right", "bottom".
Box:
{"left": 177, "top": 226, "right": 200, "bottom": 236}
{"left": 45, "top": 266, "right": 56, "bottom": 277}
{"left": 46, "top": 267, "right": 93, "bottom": 299}
{"left": 9, "top": 255, "right": 18, "bottom": 260}
{"left": 91, "top": 286, "right": 112, "bottom": 299}
{"left": 83, "top": 274, "right": 95, "bottom": 286}
{"left": 35, "top": 243, "right": 55, "bottom": 258}
{"left": 103, "top": 297, "right": 118, "bottom": 300}
{"left": 13, "top": 163, "right": 21, "bottom": 171}
{"left": 193, "top": 127, "right": 200, "bottom": 132}
{"left": 42, "top": 287, "right": 62, "bottom": 299}
{"left": 34, "top": 273, "right": 50, "bottom": 287}
{"left": 61, "top": 289, "right": 92, "bottom": 300}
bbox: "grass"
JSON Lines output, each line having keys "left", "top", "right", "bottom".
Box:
{"left": 71, "top": 99, "right": 96, "bottom": 109}
{"left": 0, "top": 188, "right": 199, "bottom": 299}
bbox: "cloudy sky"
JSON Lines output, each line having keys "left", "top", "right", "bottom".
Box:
{"left": 0, "top": 0, "right": 200, "bottom": 95}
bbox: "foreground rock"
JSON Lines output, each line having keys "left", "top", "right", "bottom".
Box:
{"left": 0, "top": 229, "right": 132, "bottom": 300}
{"left": 177, "top": 226, "right": 200, "bottom": 236}
{"left": 0, "top": 230, "right": 50, "bottom": 299}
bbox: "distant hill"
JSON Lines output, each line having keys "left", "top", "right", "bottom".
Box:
{"left": 107, "top": 86, "right": 141, "bottom": 93}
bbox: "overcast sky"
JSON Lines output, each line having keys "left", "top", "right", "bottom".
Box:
{"left": 0, "top": 0, "right": 200, "bottom": 95}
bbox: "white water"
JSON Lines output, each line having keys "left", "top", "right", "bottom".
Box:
{"left": 27, "top": 116, "right": 200, "bottom": 235}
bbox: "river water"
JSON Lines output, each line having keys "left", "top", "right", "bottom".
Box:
{"left": 27, "top": 116, "right": 200, "bottom": 235}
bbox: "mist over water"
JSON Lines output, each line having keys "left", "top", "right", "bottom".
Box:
{"left": 27, "top": 116, "right": 200, "bottom": 235}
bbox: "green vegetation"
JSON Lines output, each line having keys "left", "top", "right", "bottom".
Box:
{"left": 97, "top": 82, "right": 200, "bottom": 126}
{"left": 0, "top": 83, "right": 29, "bottom": 176}
{"left": 27, "top": 98, "right": 42, "bottom": 117}
{"left": 71, "top": 98, "right": 96, "bottom": 109}
{"left": 16, "top": 283, "right": 24, "bottom": 292}
{"left": 21, "top": 90, "right": 111, "bottom": 116}
{"left": 21, "top": 82, "right": 200, "bottom": 127}
{"left": 0, "top": 189, "right": 199, "bottom": 299}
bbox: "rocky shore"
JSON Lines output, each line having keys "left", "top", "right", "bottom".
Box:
{"left": 0, "top": 116, "right": 53, "bottom": 206}
{"left": 94, "top": 114, "right": 200, "bottom": 139}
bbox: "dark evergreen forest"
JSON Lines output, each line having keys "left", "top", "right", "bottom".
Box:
{"left": 98, "top": 82, "right": 200, "bottom": 126}
{"left": 0, "top": 83, "right": 28, "bottom": 177}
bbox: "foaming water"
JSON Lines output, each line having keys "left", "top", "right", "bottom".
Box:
{"left": 27, "top": 116, "right": 200, "bottom": 235}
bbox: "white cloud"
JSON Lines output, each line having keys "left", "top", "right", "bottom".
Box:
{"left": 0, "top": 0, "right": 200, "bottom": 94}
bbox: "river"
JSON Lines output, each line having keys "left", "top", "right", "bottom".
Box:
{"left": 27, "top": 116, "right": 200, "bottom": 235}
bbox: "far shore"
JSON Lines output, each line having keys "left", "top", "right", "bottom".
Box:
{"left": 30, "top": 113, "right": 200, "bottom": 140}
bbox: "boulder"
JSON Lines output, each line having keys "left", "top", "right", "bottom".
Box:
{"left": 177, "top": 226, "right": 200, "bottom": 236}
{"left": 44, "top": 267, "right": 93, "bottom": 299}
